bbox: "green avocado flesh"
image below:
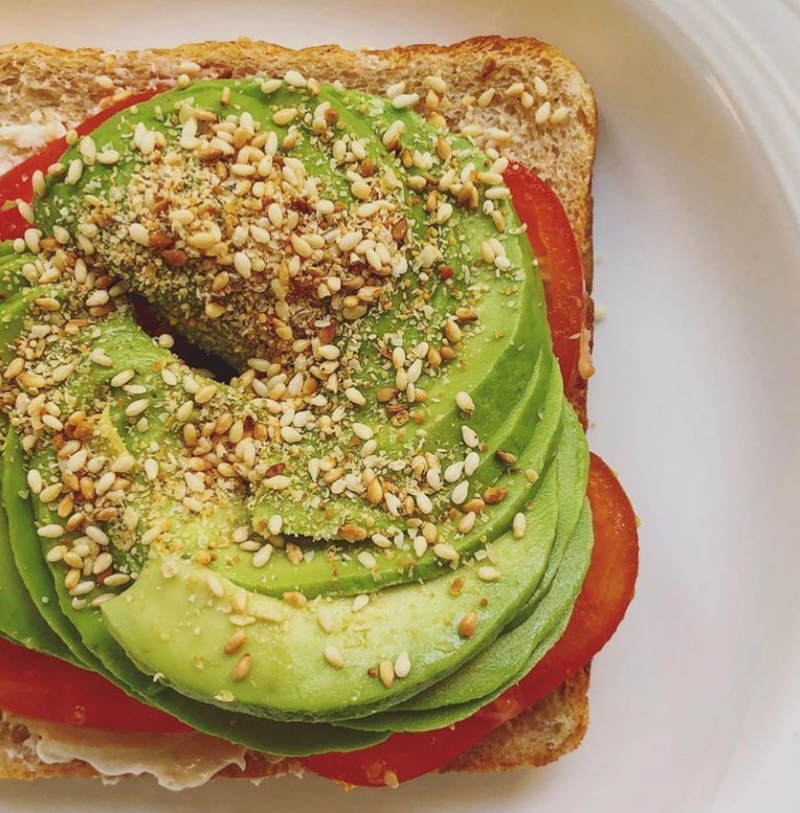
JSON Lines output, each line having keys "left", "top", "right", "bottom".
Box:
{"left": 0, "top": 76, "right": 593, "bottom": 755}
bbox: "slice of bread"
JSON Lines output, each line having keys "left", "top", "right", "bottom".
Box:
{"left": 0, "top": 35, "right": 597, "bottom": 784}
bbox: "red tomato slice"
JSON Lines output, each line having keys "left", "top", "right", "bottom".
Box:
{"left": 0, "top": 637, "right": 187, "bottom": 733}
{"left": 505, "top": 163, "right": 587, "bottom": 397}
{"left": 302, "top": 453, "right": 638, "bottom": 787}
{"left": 0, "top": 91, "right": 158, "bottom": 241}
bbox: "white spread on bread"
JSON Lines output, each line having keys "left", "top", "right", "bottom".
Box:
{"left": 4, "top": 713, "right": 249, "bottom": 790}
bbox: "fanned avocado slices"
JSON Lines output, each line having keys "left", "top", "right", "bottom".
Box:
{"left": 0, "top": 74, "right": 593, "bottom": 752}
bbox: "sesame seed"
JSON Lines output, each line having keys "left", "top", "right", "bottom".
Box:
{"left": 433, "top": 543, "right": 459, "bottom": 563}
{"left": 415, "top": 492, "right": 433, "bottom": 515}
{"left": 379, "top": 659, "right": 395, "bottom": 688}
{"left": 273, "top": 108, "right": 299, "bottom": 126}
{"left": 357, "top": 551, "right": 377, "bottom": 569}
{"left": 352, "top": 422, "right": 374, "bottom": 441}
{"left": 451, "top": 481, "right": 469, "bottom": 506}
{"left": 143, "top": 458, "right": 159, "bottom": 481}
{"left": 459, "top": 610, "right": 478, "bottom": 638}
{"left": 392, "top": 93, "right": 419, "bottom": 109}
{"left": 458, "top": 512, "right": 477, "bottom": 533}
{"left": 267, "top": 515, "right": 283, "bottom": 535}
{"left": 513, "top": 512, "right": 527, "bottom": 539}
{"left": 352, "top": 594, "right": 370, "bottom": 612}
{"left": 394, "top": 651, "right": 411, "bottom": 678}
{"left": 46, "top": 545, "right": 67, "bottom": 563}
{"left": 535, "top": 101, "right": 552, "bottom": 125}
{"left": 461, "top": 426, "right": 480, "bottom": 448}
{"left": 37, "top": 524, "right": 64, "bottom": 539}
{"left": 455, "top": 391, "right": 475, "bottom": 413}
{"left": 111, "top": 454, "right": 136, "bottom": 473}
{"left": 207, "top": 574, "right": 225, "bottom": 598}
{"left": 478, "top": 566, "right": 502, "bottom": 582}
{"left": 284, "top": 69, "right": 307, "bottom": 87}
{"left": 413, "top": 536, "right": 428, "bottom": 558}
{"left": 233, "top": 653, "right": 252, "bottom": 682}
{"left": 534, "top": 76, "right": 550, "bottom": 97}
{"left": 318, "top": 609, "right": 334, "bottom": 633}
{"left": 39, "top": 484, "right": 62, "bottom": 503}
{"left": 464, "top": 451, "right": 480, "bottom": 477}
{"left": 17, "top": 200, "right": 34, "bottom": 225}
{"left": 344, "top": 387, "right": 366, "bottom": 406}
{"left": 194, "top": 384, "right": 218, "bottom": 404}
{"left": 104, "top": 573, "right": 131, "bottom": 588}
{"left": 260, "top": 78, "right": 282, "bottom": 95}
{"left": 125, "top": 399, "right": 149, "bottom": 417}
{"left": 32, "top": 169, "right": 46, "bottom": 196}
{"left": 551, "top": 105, "right": 571, "bottom": 124}
{"left": 66, "top": 159, "right": 83, "bottom": 185}
{"left": 426, "top": 75, "right": 447, "bottom": 95}
{"left": 386, "top": 80, "right": 407, "bottom": 98}
{"left": 324, "top": 645, "right": 344, "bottom": 669}
{"left": 224, "top": 630, "right": 248, "bottom": 655}
{"left": 3, "top": 357, "right": 24, "bottom": 379}
{"left": 264, "top": 475, "right": 291, "bottom": 491}
{"left": 89, "top": 348, "right": 113, "bottom": 367}
{"left": 252, "top": 544, "right": 274, "bottom": 568}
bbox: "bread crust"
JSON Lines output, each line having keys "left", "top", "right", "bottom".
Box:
{"left": 0, "top": 35, "right": 596, "bottom": 785}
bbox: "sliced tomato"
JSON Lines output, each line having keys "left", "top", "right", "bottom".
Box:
{"left": 302, "top": 453, "right": 638, "bottom": 787}
{"left": 0, "top": 91, "right": 159, "bottom": 241}
{"left": 0, "top": 637, "right": 187, "bottom": 733}
{"left": 505, "top": 163, "right": 587, "bottom": 396}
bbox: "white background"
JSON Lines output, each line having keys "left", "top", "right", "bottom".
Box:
{"left": 1, "top": 0, "right": 799, "bottom": 810}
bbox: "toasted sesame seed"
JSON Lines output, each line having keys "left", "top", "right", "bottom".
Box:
{"left": 232, "top": 653, "right": 252, "bottom": 682}
{"left": 459, "top": 610, "right": 478, "bottom": 638}
{"left": 89, "top": 348, "right": 113, "bottom": 367}
{"left": 264, "top": 475, "right": 291, "bottom": 491}
{"left": 379, "top": 659, "right": 395, "bottom": 688}
{"left": 413, "top": 536, "right": 428, "bottom": 558}
{"left": 104, "top": 573, "right": 131, "bottom": 588}
{"left": 4, "top": 357, "right": 24, "bottom": 379}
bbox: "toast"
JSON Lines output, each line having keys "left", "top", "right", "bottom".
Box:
{"left": 0, "top": 35, "right": 596, "bottom": 784}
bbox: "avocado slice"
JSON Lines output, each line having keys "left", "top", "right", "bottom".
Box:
{"left": 101, "top": 466, "right": 560, "bottom": 721}
{"left": 339, "top": 501, "right": 592, "bottom": 731}
{"left": 33, "top": 81, "right": 555, "bottom": 554}
{"left": 0, "top": 75, "right": 596, "bottom": 745}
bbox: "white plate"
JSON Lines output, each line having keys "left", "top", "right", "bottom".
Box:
{"left": 2, "top": 0, "right": 800, "bottom": 810}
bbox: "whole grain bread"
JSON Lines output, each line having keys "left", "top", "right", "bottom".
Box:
{"left": 0, "top": 35, "right": 596, "bottom": 785}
